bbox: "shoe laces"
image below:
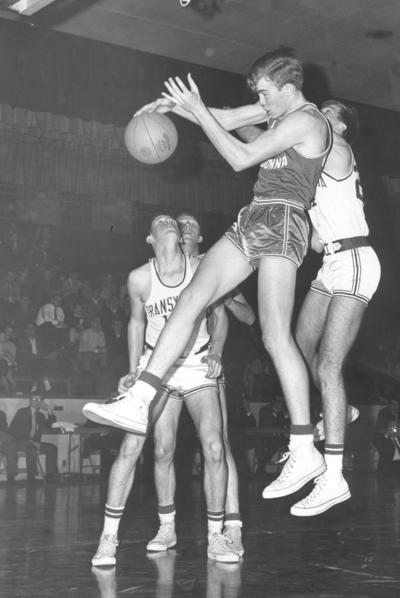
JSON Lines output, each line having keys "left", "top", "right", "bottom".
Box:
{"left": 98, "top": 534, "right": 118, "bottom": 555}
{"left": 153, "top": 523, "right": 175, "bottom": 543}
{"left": 301, "top": 473, "right": 329, "bottom": 503}
{"left": 210, "top": 533, "right": 232, "bottom": 553}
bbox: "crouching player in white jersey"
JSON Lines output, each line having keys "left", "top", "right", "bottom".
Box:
{"left": 84, "top": 215, "right": 239, "bottom": 565}
{"left": 290, "top": 100, "right": 381, "bottom": 516}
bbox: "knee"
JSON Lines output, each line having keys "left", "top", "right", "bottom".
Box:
{"left": 202, "top": 437, "right": 224, "bottom": 465}
{"left": 316, "top": 353, "right": 342, "bottom": 387}
{"left": 260, "top": 325, "right": 289, "bottom": 356}
{"left": 154, "top": 440, "right": 175, "bottom": 465}
{"left": 118, "top": 436, "right": 143, "bottom": 462}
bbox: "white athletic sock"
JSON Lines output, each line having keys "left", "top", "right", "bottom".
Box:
{"left": 324, "top": 451, "right": 344, "bottom": 476}
{"left": 102, "top": 504, "right": 124, "bottom": 537}
{"left": 159, "top": 511, "right": 176, "bottom": 526}
{"left": 289, "top": 433, "right": 315, "bottom": 450}
{"left": 134, "top": 380, "right": 157, "bottom": 405}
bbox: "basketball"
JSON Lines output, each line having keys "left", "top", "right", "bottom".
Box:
{"left": 124, "top": 113, "right": 178, "bottom": 164}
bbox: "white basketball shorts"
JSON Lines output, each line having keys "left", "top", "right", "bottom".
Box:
{"left": 310, "top": 246, "right": 381, "bottom": 304}
{"left": 138, "top": 347, "right": 217, "bottom": 400}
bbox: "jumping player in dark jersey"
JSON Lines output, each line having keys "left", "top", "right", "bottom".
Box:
{"left": 83, "top": 48, "right": 331, "bottom": 502}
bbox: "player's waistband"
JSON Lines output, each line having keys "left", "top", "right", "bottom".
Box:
{"left": 144, "top": 341, "right": 209, "bottom": 358}
{"left": 252, "top": 196, "right": 305, "bottom": 210}
{"left": 323, "top": 236, "right": 370, "bottom": 256}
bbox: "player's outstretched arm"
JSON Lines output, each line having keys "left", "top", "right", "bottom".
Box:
{"left": 162, "top": 74, "right": 312, "bottom": 171}
{"left": 135, "top": 92, "right": 267, "bottom": 131}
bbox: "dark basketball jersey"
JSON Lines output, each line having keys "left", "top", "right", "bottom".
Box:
{"left": 253, "top": 103, "right": 330, "bottom": 210}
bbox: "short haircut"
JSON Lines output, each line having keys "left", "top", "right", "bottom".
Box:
{"left": 321, "top": 100, "right": 359, "bottom": 145}
{"left": 247, "top": 47, "right": 303, "bottom": 92}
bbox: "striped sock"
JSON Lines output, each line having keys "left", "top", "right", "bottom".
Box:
{"left": 103, "top": 504, "right": 124, "bottom": 536}
{"left": 158, "top": 504, "right": 176, "bottom": 525}
{"left": 325, "top": 444, "right": 344, "bottom": 475}
{"left": 289, "top": 424, "right": 314, "bottom": 449}
{"left": 224, "top": 512, "right": 242, "bottom": 528}
{"left": 207, "top": 510, "right": 224, "bottom": 537}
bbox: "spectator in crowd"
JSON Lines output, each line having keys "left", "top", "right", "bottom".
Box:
{"left": 78, "top": 317, "right": 107, "bottom": 372}
{"left": 0, "top": 410, "right": 17, "bottom": 484}
{"left": 31, "top": 226, "right": 56, "bottom": 273}
{"left": 8, "top": 394, "right": 58, "bottom": 483}
{"left": 80, "top": 283, "right": 100, "bottom": 323}
{"left": 62, "top": 271, "right": 82, "bottom": 300}
{"left": 0, "top": 269, "right": 21, "bottom": 306}
{"left": 68, "top": 304, "right": 86, "bottom": 355}
{"left": 36, "top": 293, "right": 67, "bottom": 354}
{"left": 81, "top": 420, "right": 124, "bottom": 479}
{"left": 10, "top": 295, "right": 37, "bottom": 333}
{"left": 374, "top": 399, "right": 400, "bottom": 476}
{"left": 30, "top": 268, "right": 60, "bottom": 308}
{"left": 99, "top": 295, "right": 122, "bottom": 336}
{"left": 99, "top": 274, "right": 117, "bottom": 304}
{"left": 104, "top": 318, "right": 129, "bottom": 388}
{"left": 2, "top": 222, "right": 27, "bottom": 265}
{"left": 16, "top": 323, "right": 51, "bottom": 393}
{"left": 243, "top": 353, "right": 277, "bottom": 403}
{"left": 120, "top": 293, "right": 131, "bottom": 327}
{"left": 0, "top": 328, "right": 17, "bottom": 393}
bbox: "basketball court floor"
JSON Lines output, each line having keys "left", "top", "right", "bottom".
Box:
{"left": 1, "top": 471, "right": 400, "bottom": 598}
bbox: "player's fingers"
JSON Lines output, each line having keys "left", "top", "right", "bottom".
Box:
{"left": 161, "top": 92, "right": 181, "bottom": 107}
{"left": 165, "top": 77, "right": 183, "bottom": 97}
{"left": 174, "top": 76, "right": 189, "bottom": 94}
{"left": 187, "top": 73, "right": 199, "bottom": 93}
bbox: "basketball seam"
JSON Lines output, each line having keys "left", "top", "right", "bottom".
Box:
{"left": 143, "top": 114, "right": 161, "bottom": 162}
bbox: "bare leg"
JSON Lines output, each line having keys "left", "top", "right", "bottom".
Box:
{"left": 106, "top": 433, "right": 146, "bottom": 508}
{"left": 218, "top": 381, "right": 239, "bottom": 515}
{"left": 152, "top": 398, "right": 183, "bottom": 506}
{"left": 316, "top": 296, "right": 366, "bottom": 445}
{"left": 260, "top": 258, "right": 326, "bottom": 500}
{"left": 146, "top": 398, "right": 183, "bottom": 552}
{"left": 185, "top": 388, "right": 227, "bottom": 525}
{"left": 257, "top": 257, "right": 310, "bottom": 424}
{"left": 146, "top": 238, "right": 252, "bottom": 379}
{"left": 295, "top": 289, "right": 330, "bottom": 385}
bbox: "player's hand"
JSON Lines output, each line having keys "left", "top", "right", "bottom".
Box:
{"left": 201, "top": 351, "right": 222, "bottom": 379}
{"left": 134, "top": 97, "right": 175, "bottom": 116}
{"left": 118, "top": 372, "right": 137, "bottom": 394}
{"left": 162, "top": 74, "right": 204, "bottom": 116}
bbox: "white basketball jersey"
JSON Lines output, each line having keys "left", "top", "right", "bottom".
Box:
{"left": 144, "top": 255, "right": 209, "bottom": 355}
{"left": 309, "top": 150, "right": 369, "bottom": 243}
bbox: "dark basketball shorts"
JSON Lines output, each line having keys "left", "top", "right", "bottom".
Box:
{"left": 224, "top": 198, "right": 309, "bottom": 268}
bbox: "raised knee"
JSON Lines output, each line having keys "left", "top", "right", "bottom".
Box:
{"left": 118, "top": 436, "right": 143, "bottom": 461}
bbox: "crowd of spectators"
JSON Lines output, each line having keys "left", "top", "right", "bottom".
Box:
{"left": 0, "top": 222, "right": 130, "bottom": 397}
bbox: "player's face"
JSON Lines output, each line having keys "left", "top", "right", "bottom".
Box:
{"left": 150, "top": 215, "right": 180, "bottom": 241}
{"left": 177, "top": 215, "right": 201, "bottom": 250}
{"left": 255, "top": 77, "right": 287, "bottom": 120}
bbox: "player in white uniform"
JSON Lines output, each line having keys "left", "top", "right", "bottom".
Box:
{"left": 290, "top": 100, "right": 381, "bottom": 516}
{"left": 84, "top": 215, "right": 239, "bottom": 565}
{"left": 175, "top": 212, "right": 257, "bottom": 557}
